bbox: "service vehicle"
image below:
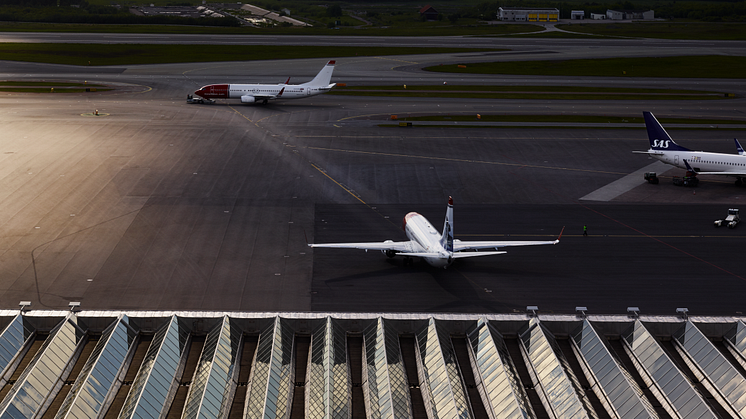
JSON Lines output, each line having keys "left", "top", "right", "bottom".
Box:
{"left": 714, "top": 208, "right": 740, "bottom": 228}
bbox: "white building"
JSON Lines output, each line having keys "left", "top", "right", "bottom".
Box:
{"left": 571, "top": 10, "right": 585, "bottom": 19}
{"left": 606, "top": 9, "right": 624, "bottom": 19}
{"left": 606, "top": 9, "right": 655, "bottom": 20}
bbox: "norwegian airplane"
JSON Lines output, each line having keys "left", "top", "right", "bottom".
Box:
{"left": 308, "top": 197, "right": 562, "bottom": 268}
{"left": 193, "top": 60, "right": 336, "bottom": 104}
{"left": 634, "top": 111, "right": 746, "bottom": 186}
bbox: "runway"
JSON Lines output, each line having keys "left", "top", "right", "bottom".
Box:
{"left": 1, "top": 40, "right": 745, "bottom": 316}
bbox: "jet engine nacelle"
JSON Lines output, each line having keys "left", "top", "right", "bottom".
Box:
{"left": 240, "top": 95, "right": 256, "bottom": 103}
{"left": 381, "top": 240, "right": 396, "bottom": 258}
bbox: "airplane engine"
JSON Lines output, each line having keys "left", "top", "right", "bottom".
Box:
{"left": 240, "top": 95, "right": 256, "bottom": 103}
{"left": 382, "top": 240, "right": 396, "bottom": 258}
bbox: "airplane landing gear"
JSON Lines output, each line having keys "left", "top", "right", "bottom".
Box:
{"left": 262, "top": 99, "right": 268, "bottom": 105}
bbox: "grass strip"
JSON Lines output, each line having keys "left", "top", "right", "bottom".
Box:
{"left": 0, "top": 21, "right": 544, "bottom": 36}
{"left": 423, "top": 56, "right": 746, "bottom": 79}
{"left": 0, "top": 43, "right": 500, "bottom": 66}
{"left": 554, "top": 22, "right": 746, "bottom": 41}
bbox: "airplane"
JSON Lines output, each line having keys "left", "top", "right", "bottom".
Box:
{"left": 634, "top": 111, "right": 746, "bottom": 186}
{"left": 193, "top": 60, "right": 336, "bottom": 104}
{"left": 308, "top": 197, "right": 562, "bottom": 269}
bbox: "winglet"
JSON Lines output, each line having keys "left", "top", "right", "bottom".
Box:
{"left": 736, "top": 138, "right": 744, "bottom": 155}
{"left": 285, "top": 77, "right": 290, "bottom": 84}
{"left": 328, "top": 60, "right": 336, "bottom": 65}
{"left": 554, "top": 226, "right": 565, "bottom": 244}
{"left": 278, "top": 87, "right": 285, "bottom": 97}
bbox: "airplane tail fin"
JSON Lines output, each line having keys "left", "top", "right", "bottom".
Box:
{"left": 643, "top": 111, "right": 690, "bottom": 151}
{"left": 307, "top": 60, "right": 336, "bottom": 88}
{"left": 440, "top": 196, "right": 454, "bottom": 253}
{"left": 736, "top": 139, "right": 744, "bottom": 155}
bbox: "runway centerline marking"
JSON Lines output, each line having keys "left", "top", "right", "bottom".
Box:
{"left": 307, "top": 146, "right": 626, "bottom": 176}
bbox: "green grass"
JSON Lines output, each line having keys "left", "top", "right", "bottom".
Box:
{"left": 329, "top": 85, "right": 731, "bottom": 100}
{"left": 0, "top": 21, "right": 544, "bottom": 36}
{"left": 501, "top": 30, "right": 608, "bottom": 39}
{"left": 424, "top": 56, "right": 746, "bottom": 79}
{"left": 0, "top": 43, "right": 501, "bottom": 66}
{"left": 555, "top": 22, "right": 746, "bottom": 40}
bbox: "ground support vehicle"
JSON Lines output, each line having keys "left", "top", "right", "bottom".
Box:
{"left": 714, "top": 208, "right": 740, "bottom": 228}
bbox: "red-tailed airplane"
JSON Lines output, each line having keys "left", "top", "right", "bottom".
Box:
{"left": 308, "top": 197, "right": 562, "bottom": 268}
{"left": 192, "top": 60, "right": 336, "bottom": 104}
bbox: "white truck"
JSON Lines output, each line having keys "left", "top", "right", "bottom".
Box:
{"left": 714, "top": 208, "right": 740, "bottom": 228}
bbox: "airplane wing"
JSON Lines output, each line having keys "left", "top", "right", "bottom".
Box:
{"left": 453, "top": 239, "right": 559, "bottom": 252}
{"left": 244, "top": 87, "right": 286, "bottom": 101}
{"left": 687, "top": 171, "right": 746, "bottom": 176}
{"left": 453, "top": 227, "right": 563, "bottom": 252}
{"left": 309, "top": 240, "right": 413, "bottom": 252}
{"left": 684, "top": 159, "right": 746, "bottom": 176}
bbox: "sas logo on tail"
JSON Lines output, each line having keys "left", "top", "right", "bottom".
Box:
{"left": 653, "top": 139, "right": 671, "bottom": 148}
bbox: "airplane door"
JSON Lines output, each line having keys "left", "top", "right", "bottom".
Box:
{"left": 675, "top": 155, "right": 679, "bottom": 166}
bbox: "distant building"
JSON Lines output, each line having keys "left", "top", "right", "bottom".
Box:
{"left": 419, "top": 5, "right": 439, "bottom": 21}
{"left": 606, "top": 9, "right": 624, "bottom": 20}
{"left": 498, "top": 7, "right": 559, "bottom": 22}
{"left": 590, "top": 13, "right": 606, "bottom": 20}
{"left": 571, "top": 10, "right": 585, "bottom": 20}
{"left": 606, "top": 9, "right": 655, "bottom": 20}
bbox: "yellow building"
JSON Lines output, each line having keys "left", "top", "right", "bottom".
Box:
{"left": 498, "top": 7, "right": 559, "bottom": 22}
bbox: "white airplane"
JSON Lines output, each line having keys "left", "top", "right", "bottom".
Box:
{"left": 193, "top": 60, "right": 336, "bottom": 104}
{"left": 308, "top": 197, "right": 562, "bottom": 269}
{"left": 634, "top": 111, "right": 746, "bottom": 186}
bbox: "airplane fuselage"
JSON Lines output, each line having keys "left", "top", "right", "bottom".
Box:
{"left": 652, "top": 150, "right": 746, "bottom": 173}
{"left": 403, "top": 212, "right": 451, "bottom": 268}
{"left": 194, "top": 83, "right": 328, "bottom": 100}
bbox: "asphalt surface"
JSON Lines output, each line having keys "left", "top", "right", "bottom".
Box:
{"left": 1, "top": 38, "right": 745, "bottom": 316}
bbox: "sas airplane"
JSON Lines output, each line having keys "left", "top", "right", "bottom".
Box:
{"left": 308, "top": 197, "right": 562, "bottom": 269}
{"left": 634, "top": 111, "right": 746, "bottom": 186}
{"left": 193, "top": 60, "right": 336, "bottom": 104}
